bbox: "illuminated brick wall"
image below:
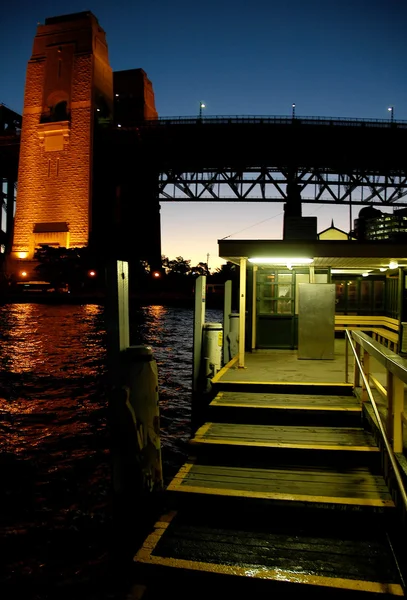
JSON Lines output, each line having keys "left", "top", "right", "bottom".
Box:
{"left": 11, "top": 12, "right": 113, "bottom": 262}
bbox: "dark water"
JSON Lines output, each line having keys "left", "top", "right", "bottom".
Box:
{"left": 0, "top": 303, "right": 222, "bottom": 599}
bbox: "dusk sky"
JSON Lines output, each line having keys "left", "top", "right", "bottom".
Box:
{"left": 1, "top": 0, "right": 406, "bottom": 270}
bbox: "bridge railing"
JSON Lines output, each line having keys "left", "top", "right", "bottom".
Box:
{"left": 140, "top": 115, "right": 407, "bottom": 129}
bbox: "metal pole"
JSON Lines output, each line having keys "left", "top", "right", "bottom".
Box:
{"left": 192, "top": 275, "right": 206, "bottom": 392}
{"left": 223, "top": 280, "right": 232, "bottom": 365}
{"left": 238, "top": 258, "right": 247, "bottom": 368}
{"left": 388, "top": 106, "right": 394, "bottom": 123}
{"left": 345, "top": 332, "right": 349, "bottom": 384}
{"left": 251, "top": 266, "right": 257, "bottom": 350}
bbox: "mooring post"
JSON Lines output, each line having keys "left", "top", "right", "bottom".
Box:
{"left": 105, "top": 260, "right": 163, "bottom": 564}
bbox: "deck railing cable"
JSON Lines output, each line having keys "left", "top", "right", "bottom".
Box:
{"left": 345, "top": 329, "right": 407, "bottom": 512}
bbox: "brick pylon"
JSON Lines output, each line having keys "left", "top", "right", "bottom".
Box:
{"left": 10, "top": 11, "right": 113, "bottom": 279}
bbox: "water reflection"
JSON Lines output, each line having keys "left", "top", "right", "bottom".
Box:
{"left": 0, "top": 302, "right": 222, "bottom": 597}
{"left": 2, "top": 303, "right": 106, "bottom": 378}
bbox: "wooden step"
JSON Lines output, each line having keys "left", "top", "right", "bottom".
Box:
{"left": 208, "top": 391, "right": 362, "bottom": 426}
{"left": 213, "top": 381, "right": 354, "bottom": 396}
{"left": 134, "top": 510, "right": 404, "bottom": 598}
{"left": 167, "top": 461, "right": 394, "bottom": 511}
{"left": 190, "top": 422, "right": 379, "bottom": 453}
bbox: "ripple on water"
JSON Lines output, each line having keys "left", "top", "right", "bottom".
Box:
{"left": 0, "top": 302, "right": 222, "bottom": 597}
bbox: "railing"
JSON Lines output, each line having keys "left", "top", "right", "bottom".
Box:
{"left": 139, "top": 114, "right": 407, "bottom": 129}
{"left": 345, "top": 329, "right": 407, "bottom": 512}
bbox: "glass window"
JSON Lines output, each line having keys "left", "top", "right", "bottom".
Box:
{"left": 373, "top": 280, "right": 385, "bottom": 312}
{"left": 257, "top": 270, "right": 294, "bottom": 314}
{"left": 277, "top": 273, "right": 293, "bottom": 314}
{"left": 347, "top": 280, "right": 358, "bottom": 313}
{"left": 335, "top": 281, "right": 346, "bottom": 312}
{"left": 360, "top": 280, "right": 371, "bottom": 312}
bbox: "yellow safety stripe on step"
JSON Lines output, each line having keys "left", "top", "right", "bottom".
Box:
{"left": 193, "top": 422, "right": 212, "bottom": 437}
{"left": 134, "top": 553, "right": 403, "bottom": 596}
{"left": 209, "top": 400, "right": 361, "bottom": 411}
{"left": 166, "top": 482, "right": 394, "bottom": 508}
{"left": 166, "top": 462, "right": 195, "bottom": 489}
{"left": 211, "top": 357, "right": 239, "bottom": 383}
{"left": 215, "top": 381, "right": 354, "bottom": 387}
{"left": 190, "top": 436, "right": 379, "bottom": 452}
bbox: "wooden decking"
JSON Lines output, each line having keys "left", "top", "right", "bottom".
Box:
{"left": 191, "top": 422, "right": 379, "bottom": 452}
{"left": 210, "top": 391, "right": 361, "bottom": 410}
{"left": 134, "top": 346, "right": 405, "bottom": 598}
{"left": 167, "top": 462, "right": 394, "bottom": 508}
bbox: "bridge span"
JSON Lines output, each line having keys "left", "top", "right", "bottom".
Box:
{"left": 111, "top": 114, "right": 407, "bottom": 206}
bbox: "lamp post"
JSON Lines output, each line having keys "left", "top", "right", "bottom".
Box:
{"left": 292, "top": 103, "right": 296, "bottom": 119}
{"left": 388, "top": 106, "right": 394, "bottom": 123}
{"left": 199, "top": 101, "right": 206, "bottom": 119}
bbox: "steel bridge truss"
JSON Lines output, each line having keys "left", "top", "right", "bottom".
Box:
{"left": 158, "top": 167, "right": 407, "bottom": 206}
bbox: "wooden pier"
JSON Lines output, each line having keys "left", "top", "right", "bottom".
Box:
{"left": 132, "top": 341, "right": 406, "bottom": 598}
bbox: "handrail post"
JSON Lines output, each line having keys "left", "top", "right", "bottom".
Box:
{"left": 353, "top": 341, "right": 361, "bottom": 388}
{"left": 387, "top": 371, "right": 405, "bottom": 453}
{"left": 345, "top": 332, "right": 349, "bottom": 384}
{"left": 361, "top": 349, "right": 370, "bottom": 402}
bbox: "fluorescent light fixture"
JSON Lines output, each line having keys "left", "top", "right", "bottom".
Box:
{"left": 248, "top": 257, "right": 313, "bottom": 265}
{"left": 379, "top": 267, "right": 387, "bottom": 272}
{"left": 389, "top": 261, "right": 399, "bottom": 269}
{"left": 331, "top": 269, "right": 368, "bottom": 274}
{"left": 362, "top": 272, "right": 369, "bottom": 277}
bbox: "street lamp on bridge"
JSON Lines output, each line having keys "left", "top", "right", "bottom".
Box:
{"left": 199, "top": 101, "right": 206, "bottom": 119}
{"left": 388, "top": 106, "right": 394, "bottom": 123}
{"left": 292, "top": 103, "right": 296, "bottom": 119}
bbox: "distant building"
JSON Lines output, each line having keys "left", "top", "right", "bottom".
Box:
{"left": 317, "top": 220, "right": 356, "bottom": 241}
{"left": 354, "top": 207, "right": 407, "bottom": 241}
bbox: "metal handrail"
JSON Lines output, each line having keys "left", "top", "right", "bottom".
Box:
{"left": 345, "top": 329, "right": 407, "bottom": 512}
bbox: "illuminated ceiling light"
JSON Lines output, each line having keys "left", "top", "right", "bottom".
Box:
{"left": 97, "top": 108, "right": 101, "bottom": 112}
{"left": 248, "top": 257, "right": 314, "bottom": 265}
{"left": 117, "top": 124, "right": 122, "bottom": 128}
{"left": 88, "top": 270, "right": 96, "bottom": 277}
{"left": 362, "top": 272, "right": 369, "bottom": 277}
{"left": 331, "top": 269, "right": 367, "bottom": 274}
{"left": 389, "top": 261, "right": 399, "bottom": 270}
{"left": 115, "top": 93, "right": 119, "bottom": 97}
{"left": 17, "top": 251, "right": 28, "bottom": 259}
{"left": 21, "top": 271, "right": 27, "bottom": 277}
{"left": 379, "top": 267, "right": 387, "bottom": 272}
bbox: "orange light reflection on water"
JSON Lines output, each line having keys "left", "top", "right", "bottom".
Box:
{"left": 5, "top": 303, "right": 106, "bottom": 377}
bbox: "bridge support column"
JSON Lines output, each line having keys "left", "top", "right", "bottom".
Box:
{"left": 117, "top": 169, "right": 162, "bottom": 275}
{"left": 283, "top": 170, "right": 317, "bottom": 240}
